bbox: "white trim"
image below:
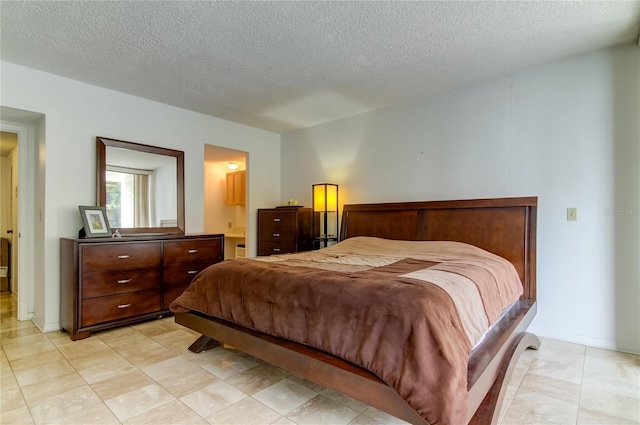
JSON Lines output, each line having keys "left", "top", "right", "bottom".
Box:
{"left": 0, "top": 121, "right": 35, "bottom": 322}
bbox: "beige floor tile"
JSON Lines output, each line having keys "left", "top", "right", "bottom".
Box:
{"left": 142, "top": 355, "right": 220, "bottom": 398}
{"left": 105, "top": 383, "right": 176, "bottom": 422}
{"left": 527, "top": 356, "right": 584, "bottom": 385}
{"left": 21, "top": 372, "right": 87, "bottom": 405}
{"left": 95, "top": 325, "right": 141, "bottom": 341}
{"left": 272, "top": 417, "right": 297, "bottom": 425}
{"left": 287, "top": 394, "right": 360, "bottom": 425}
{"left": 55, "top": 335, "right": 114, "bottom": 361}
{"left": 287, "top": 374, "right": 326, "bottom": 393}
{"left": 0, "top": 358, "right": 19, "bottom": 392}
{"left": 349, "top": 414, "right": 385, "bottom": 425}
{"left": 1, "top": 331, "right": 51, "bottom": 347}
{"left": 519, "top": 373, "right": 582, "bottom": 403}
{"left": 359, "top": 407, "right": 410, "bottom": 425}
{"left": 0, "top": 404, "right": 35, "bottom": 425}
{"left": 224, "top": 362, "right": 290, "bottom": 395}
{"left": 152, "top": 329, "right": 203, "bottom": 356}
{"left": 9, "top": 348, "right": 67, "bottom": 370}
{"left": 503, "top": 387, "right": 579, "bottom": 425}
{"left": 253, "top": 378, "right": 318, "bottom": 416}
{"left": 91, "top": 368, "right": 155, "bottom": 400}
{"left": 157, "top": 366, "right": 220, "bottom": 398}
{"left": 577, "top": 407, "right": 640, "bottom": 424}
{"left": 101, "top": 332, "right": 154, "bottom": 350}
{"left": 584, "top": 352, "right": 640, "bottom": 386}
{"left": 582, "top": 370, "right": 640, "bottom": 399}
{"left": 11, "top": 355, "right": 77, "bottom": 387}
{"left": 539, "top": 338, "right": 587, "bottom": 357}
{"left": 206, "top": 396, "right": 282, "bottom": 425}
{"left": 76, "top": 352, "right": 137, "bottom": 384}
{"left": 500, "top": 408, "right": 560, "bottom": 425}
{"left": 105, "top": 333, "right": 178, "bottom": 367}
{"left": 42, "top": 402, "right": 121, "bottom": 425}
{"left": 122, "top": 399, "right": 208, "bottom": 425}
{"left": 65, "top": 347, "right": 123, "bottom": 370}
{"left": 142, "top": 355, "right": 203, "bottom": 382}
{"left": 321, "top": 388, "right": 370, "bottom": 413}
{"left": 0, "top": 324, "right": 43, "bottom": 342}
{"left": 187, "top": 346, "right": 258, "bottom": 379}
{"left": 2, "top": 337, "right": 57, "bottom": 362}
{"left": 585, "top": 346, "right": 640, "bottom": 363}
{"left": 1, "top": 387, "right": 27, "bottom": 413}
{"left": 580, "top": 385, "right": 640, "bottom": 423}
{"left": 130, "top": 317, "right": 181, "bottom": 337}
{"left": 179, "top": 380, "right": 247, "bottom": 418}
{"left": 46, "top": 329, "right": 73, "bottom": 345}
{"left": 27, "top": 385, "right": 102, "bottom": 424}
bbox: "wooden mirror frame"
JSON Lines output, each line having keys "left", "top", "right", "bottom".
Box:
{"left": 97, "top": 136, "right": 185, "bottom": 235}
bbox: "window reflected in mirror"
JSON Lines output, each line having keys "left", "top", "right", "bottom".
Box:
{"left": 105, "top": 170, "right": 150, "bottom": 228}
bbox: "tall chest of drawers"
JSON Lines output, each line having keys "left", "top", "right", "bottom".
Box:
{"left": 60, "top": 234, "right": 223, "bottom": 340}
{"left": 257, "top": 207, "right": 312, "bottom": 256}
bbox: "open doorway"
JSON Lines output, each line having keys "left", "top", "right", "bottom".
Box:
{"left": 0, "top": 131, "right": 18, "bottom": 297}
{"left": 1, "top": 108, "right": 41, "bottom": 325}
{"left": 204, "top": 145, "right": 248, "bottom": 260}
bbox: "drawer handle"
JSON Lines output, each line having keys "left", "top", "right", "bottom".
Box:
{"left": 117, "top": 279, "right": 132, "bottom": 284}
{"left": 273, "top": 233, "right": 280, "bottom": 237}
{"left": 188, "top": 249, "right": 198, "bottom": 254}
{"left": 117, "top": 303, "right": 132, "bottom": 309}
{"left": 187, "top": 270, "right": 199, "bottom": 275}
{"left": 273, "top": 248, "right": 281, "bottom": 252}
{"left": 273, "top": 218, "right": 281, "bottom": 222}
{"left": 117, "top": 255, "right": 131, "bottom": 259}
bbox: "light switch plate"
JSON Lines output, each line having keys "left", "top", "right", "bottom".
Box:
{"left": 567, "top": 207, "right": 577, "bottom": 221}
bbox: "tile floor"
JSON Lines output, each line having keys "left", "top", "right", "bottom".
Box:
{"left": 1, "top": 292, "right": 638, "bottom": 425}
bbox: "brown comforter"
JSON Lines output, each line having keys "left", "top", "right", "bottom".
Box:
{"left": 170, "top": 237, "right": 523, "bottom": 425}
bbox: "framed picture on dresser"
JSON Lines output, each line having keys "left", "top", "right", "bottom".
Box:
{"left": 78, "top": 205, "right": 112, "bottom": 238}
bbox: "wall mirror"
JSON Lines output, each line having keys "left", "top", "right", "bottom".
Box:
{"left": 97, "top": 136, "right": 185, "bottom": 235}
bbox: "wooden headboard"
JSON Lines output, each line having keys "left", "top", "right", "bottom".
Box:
{"left": 340, "top": 197, "right": 537, "bottom": 300}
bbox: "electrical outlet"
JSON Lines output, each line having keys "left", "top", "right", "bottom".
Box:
{"left": 228, "top": 222, "right": 232, "bottom": 228}
{"left": 567, "top": 208, "right": 577, "bottom": 221}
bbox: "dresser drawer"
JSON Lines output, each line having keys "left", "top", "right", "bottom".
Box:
{"left": 163, "top": 261, "right": 212, "bottom": 285}
{"left": 82, "top": 268, "right": 161, "bottom": 299}
{"left": 82, "top": 243, "right": 161, "bottom": 271}
{"left": 259, "top": 211, "right": 296, "bottom": 229}
{"left": 258, "top": 241, "right": 297, "bottom": 256}
{"left": 164, "top": 239, "right": 222, "bottom": 264}
{"left": 81, "top": 289, "right": 161, "bottom": 326}
{"left": 258, "top": 226, "right": 297, "bottom": 244}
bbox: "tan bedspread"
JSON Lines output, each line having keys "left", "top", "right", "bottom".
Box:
{"left": 170, "top": 237, "right": 523, "bottom": 425}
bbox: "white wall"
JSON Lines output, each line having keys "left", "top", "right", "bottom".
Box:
{"left": 154, "top": 161, "right": 177, "bottom": 226}
{"left": 281, "top": 45, "right": 640, "bottom": 354}
{"left": 1, "top": 62, "right": 281, "bottom": 332}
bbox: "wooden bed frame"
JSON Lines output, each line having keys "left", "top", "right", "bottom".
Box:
{"left": 175, "top": 197, "right": 540, "bottom": 424}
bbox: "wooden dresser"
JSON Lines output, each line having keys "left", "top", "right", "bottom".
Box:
{"left": 60, "top": 234, "right": 223, "bottom": 340}
{"left": 257, "top": 208, "right": 312, "bottom": 256}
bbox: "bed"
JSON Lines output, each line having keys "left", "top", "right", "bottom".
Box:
{"left": 171, "top": 197, "right": 539, "bottom": 425}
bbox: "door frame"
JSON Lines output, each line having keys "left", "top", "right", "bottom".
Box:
{"left": 0, "top": 121, "right": 34, "bottom": 321}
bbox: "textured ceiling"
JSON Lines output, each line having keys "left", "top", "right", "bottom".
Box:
{"left": 2, "top": 1, "right": 639, "bottom": 133}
